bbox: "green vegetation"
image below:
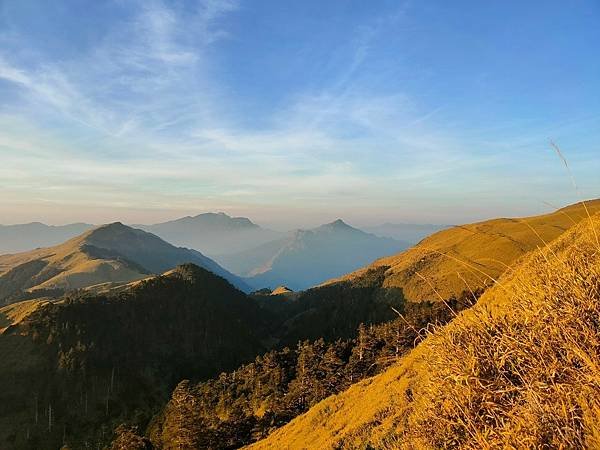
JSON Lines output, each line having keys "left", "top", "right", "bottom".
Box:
{"left": 0, "top": 265, "right": 267, "bottom": 449}
{"left": 0, "top": 262, "right": 421, "bottom": 449}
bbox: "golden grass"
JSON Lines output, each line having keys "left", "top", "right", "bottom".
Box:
{"left": 0, "top": 299, "right": 51, "bottom": 333}
{"left": 250, "top": 213, "right": 600, "bottom": 449}
{"left": 324, "top": 200, "right": 600, "bottom": 303}
{"left": 0, "top": 226, "right": 149, "bottom": 297}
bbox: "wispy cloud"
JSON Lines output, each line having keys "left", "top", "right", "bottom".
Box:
{"left": 0, "top": 0, "right": 598, "bottom": 227}
{"left": 0, "top": 0, "right": 237, "bottom": 135}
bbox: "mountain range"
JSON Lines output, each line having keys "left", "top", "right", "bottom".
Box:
{"left": 0, "top": 214, "right": 440, "bottom": 261}
{"left": 0, "top": 222, "right": 248, "bottom": 305}
{"left": 0, "top": 222, "right": 94, "bottom": 254}
{"left": 135, "top": 212, "right": 282, "bottom": 256}
{"left": 218, "top": 219, "right": 408, "bottom": 291}
{"left": 0, "top": 200, "right": 598, "bottom": 449}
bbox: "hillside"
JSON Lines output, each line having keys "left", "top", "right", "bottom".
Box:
{"left": 220, "top": 219, "right": 407, "bottom": 291}
{"left": 0, "top": 222, "right": 93, "bottom": 255}
{"left": 0, "top": 222, "right": 249, "bottom": 304}
{"left": 249, "top": 211, "right": 600, "bottom": 449}
{"left": 148, "top": 298, "right": 464, "bottom": 449}
{"left": 325, "top": 200, "right": 600, "bottom": 303}
{"left": 0, "top": 264, "right": 268, "bottom": 450}
{"left": 136, "top": 213, "right": 282, "bottom": 256}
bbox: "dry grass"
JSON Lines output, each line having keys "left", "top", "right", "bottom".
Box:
{"left": 249, "top": 214, "right": 600, "bottom": 450}
{"left": 0, "top": 225, "right": 153, "bottom": 300}
{"left": 323, "top": 200, "right": 600, "bottom": 303}
{"left": 398, "top": 214, "right": 600, "bottom": 449}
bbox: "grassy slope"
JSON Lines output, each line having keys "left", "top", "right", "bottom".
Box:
{"left": 324, "top": 200, "right": 600, "bottom": 302}
{"left": 250, "top": 210, "right": 600, "bottom": 449}
{"left": 0, "top": 222, "right": 250, "bottom": 302}
{"left": 0, "top": 227, "right": 148, "bottom": 297}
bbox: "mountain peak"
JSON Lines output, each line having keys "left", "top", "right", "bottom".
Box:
{"left": 169, "top": 263, "right": 212, "bottom": 282}
{"left": 271, "top": 285, "right": 293, "bottom": 295}
{"left": 184, "top": 212, "right": 258, "bottom": 229}
{"left": 84, "top": 222, "right": 134, "bottom": 240}
{"left": 317, "top": 219, "right": 355, "bottom": 232}
{"left": 192, "top": 212, "right": 230, "bottom": 219}
{"left": 330, "top": 219, "right": 349, "bottom": 227}
{"left": 96, "top": 221, "right": 128, "bottom": 230}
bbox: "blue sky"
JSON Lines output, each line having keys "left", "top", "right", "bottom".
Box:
{"left": 0, "top": 0, "right": 599, "bottom": 229}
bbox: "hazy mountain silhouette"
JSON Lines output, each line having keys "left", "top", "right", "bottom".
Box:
{"left": 0, "top": 222, "right": 94, "bottom": 255}
{"left": 0, "top": 222, "right": 249, "bottom": 304}
{"left": 136, "top": 212, "right": 282, "bottom": 256}
{"left": 220, "top": 219, "right": 408, "bottom": 291}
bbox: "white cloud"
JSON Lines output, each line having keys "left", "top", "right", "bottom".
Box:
{"left": 1, "top": 1, "right": 597, "bottom": 227}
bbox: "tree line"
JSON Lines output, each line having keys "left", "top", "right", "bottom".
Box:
{"left": 137, "top": 291, "right": 479, "bottom": 449}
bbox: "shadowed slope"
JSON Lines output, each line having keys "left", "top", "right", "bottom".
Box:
{"left": 0, "top": 264, "right": 266, "bottom": 449}
{"left": 249, "top": 212, "right": 600, "bottom": 449}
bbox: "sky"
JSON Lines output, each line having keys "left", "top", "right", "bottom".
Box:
{"left": 0, "top": 0, "right": 599, "bottom": 230}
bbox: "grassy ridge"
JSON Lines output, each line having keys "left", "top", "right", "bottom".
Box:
{"left": 251, "top": 212, "right": 600, "bottom": 449}
{"left": 326, "top": 200, "right": 600, "bottom": 303}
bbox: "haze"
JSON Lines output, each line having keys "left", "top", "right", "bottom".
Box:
{"left": 1, "top": 0, "right": 599, "bottom": 229}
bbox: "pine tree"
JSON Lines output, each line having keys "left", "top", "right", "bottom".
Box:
{"left": 321, "top": 341, "right": 347, "bottom": 396}
{"left": 110, "top": 425, "right": 152, "bottom": 450}
{"left": 160, "top": 380, "right": 202, "bottom": 450}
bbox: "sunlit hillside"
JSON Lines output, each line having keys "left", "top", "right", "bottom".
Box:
{"left": 1, "top": 2, "right": 598, "bottom": 449}
{"left": 325, "top": 200, "right": 600, "bottom": 302}
{"left": 250, "top": 211, "right": 600, "bottom": 449}
{"left": 0, "top": 222, "right": 248, "bottom": 304}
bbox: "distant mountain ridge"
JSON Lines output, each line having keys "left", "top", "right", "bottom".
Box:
{"left": 0, "top": 222, "right": 94, "bottom": 255}
{"left": 0, "top": 215, "right": 446, "bottom": 259}
{"left": 136, "top": 212, "right": 282, "bottom": 256}
{"left": 0, "top": 222, "right": 249, "bottom": 304}
{"left": 0, "top": 213, "right": 281, "bottom": 257}
{"left": 220, "top": 219, "right": 408, "bottom": 291}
